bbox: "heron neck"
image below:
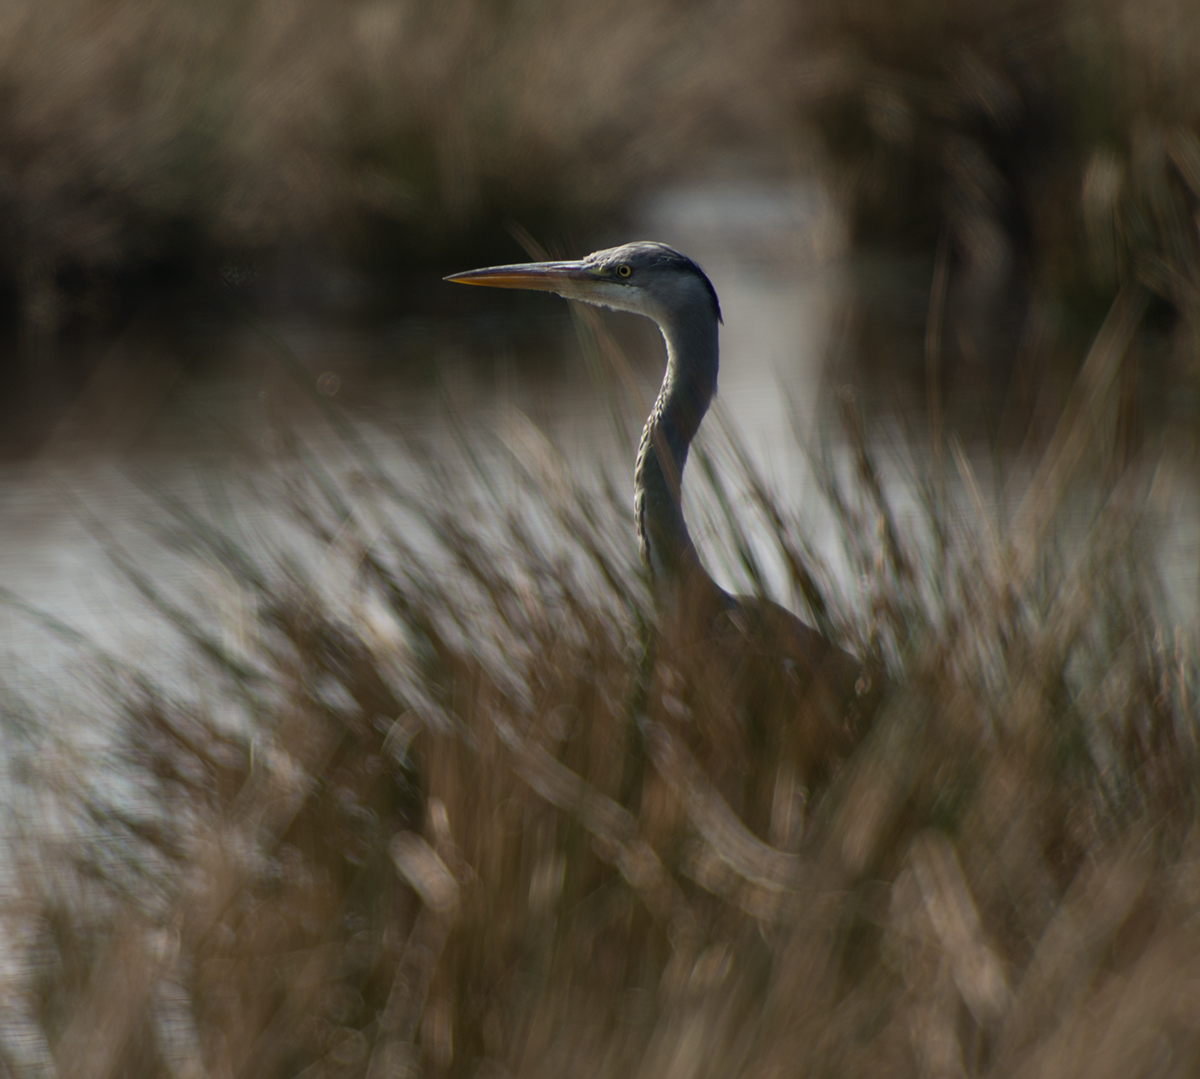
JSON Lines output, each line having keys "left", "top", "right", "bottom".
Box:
{"left": 634, "top": 311, "right": 719, "bottom": 589}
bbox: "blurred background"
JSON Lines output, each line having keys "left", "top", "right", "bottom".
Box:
{"left": 0, "top": 1, "right": 1199, "bottom": 1076}
{"left": 4, "top": 0, "right": 1199, "bottom": 656}
{"left": 0, "top": 0, "right": 1196, "bottom": 438}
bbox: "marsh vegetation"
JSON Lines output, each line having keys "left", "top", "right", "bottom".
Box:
{"left": 1, "top": 281, "right": 1197, "bottom": 1076}
{"left": 1, "top": 0, "right": 1200, "bottom": 1075}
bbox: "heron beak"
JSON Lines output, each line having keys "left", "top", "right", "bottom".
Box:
{"left": 444, "top": 261, "right": 596, "bottom": 291}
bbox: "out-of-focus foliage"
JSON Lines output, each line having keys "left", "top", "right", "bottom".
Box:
{"left": 0, "top": 0, "right": 808, "bottom": 330}
{"left": 0, "top": 292, "right": 1196, "bottom": 1075}
{"left": 4, "top": 0, "right": 1200, "bottom": 337}
{"left": 792, "top": 0, "right": 1200, "bottom": 437}
{"left": 0, "top": 4, "right": 1198, "bottom": 1071}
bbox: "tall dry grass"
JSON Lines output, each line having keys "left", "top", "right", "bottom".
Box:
{"left": 0, "top": 273, "right": 1196, "bottom": 1077}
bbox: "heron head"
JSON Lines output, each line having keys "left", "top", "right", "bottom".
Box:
{"left": 445, "top": 241, "right": 722, "bottom": 326}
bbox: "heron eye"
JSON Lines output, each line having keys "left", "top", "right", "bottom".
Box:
{"left": 617, "top": 264, "right": 632, "bottom": 278}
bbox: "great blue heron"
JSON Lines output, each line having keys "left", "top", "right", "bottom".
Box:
{"left": 447, "top": 242, "right": 877, "bottom": 839}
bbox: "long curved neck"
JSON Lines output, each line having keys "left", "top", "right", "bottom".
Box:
{"left": 634, "top": 310, "right": 719, "bottom": 591}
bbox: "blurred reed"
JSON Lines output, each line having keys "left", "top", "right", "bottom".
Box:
{"left": 0, "top": 269, "right": 1196, "bottom": 1077}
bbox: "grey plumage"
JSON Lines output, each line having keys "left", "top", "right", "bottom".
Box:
{"left": 447, "top": 241, "right": 720, "bottom": 588}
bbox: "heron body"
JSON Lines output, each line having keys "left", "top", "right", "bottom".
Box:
{"left": 447, "top": 242, "right": 877, "bottom": 838}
